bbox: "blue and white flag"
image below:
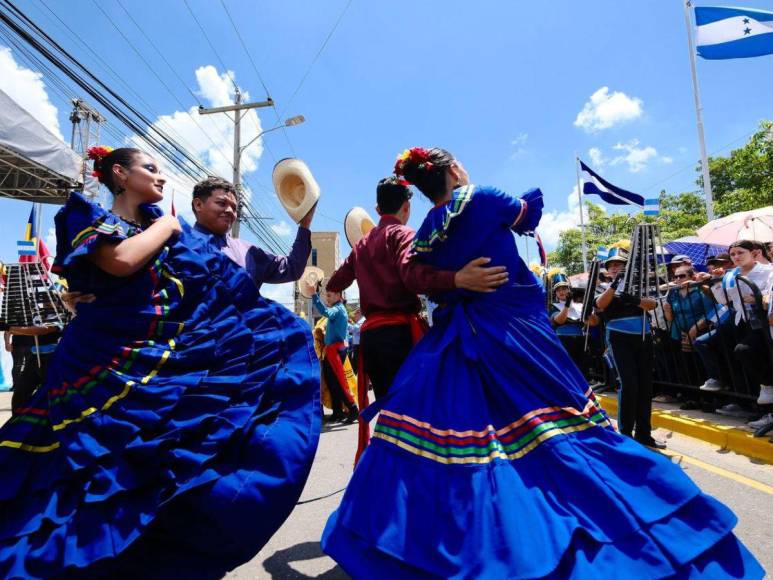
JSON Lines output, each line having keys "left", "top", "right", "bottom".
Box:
{"left": 643, "top": 198, "right": 660, "bottom": 216}
{"left": 579, "top": 160, "right": 644, "bottom": 207}
{"left": 596, "top": 246, "right": 609, "bottom": 261}
{"left": 695, "top": 6, "right": 773, "bottom": 60}
{"left": 17, "top": 240, "right": 36, "bottom": 257}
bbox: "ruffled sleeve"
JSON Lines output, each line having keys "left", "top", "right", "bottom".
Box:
{"left": 475, "top": 186, "right": 544, "bottom": 235}
{"left": 52, "top": 192, "right": 129, "bottom": 274}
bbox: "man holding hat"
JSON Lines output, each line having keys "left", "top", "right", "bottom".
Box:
{"left": 190, "top": 176, "right": 314, "bottom": 291}
{"left": 595, "top": 244, "right": 664, "bottom": 449}
{"left": 326, "top": 177, "right": 509, "bottom": 461}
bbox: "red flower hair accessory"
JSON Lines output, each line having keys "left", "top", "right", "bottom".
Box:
{"left": 394, "top": 147, "right": 434, "bottom": 178}
{"left": 87, "top": 145, "right": 113, "bottom": 179}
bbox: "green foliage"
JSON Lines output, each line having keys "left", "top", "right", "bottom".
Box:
{"left": 551, "top": 121, "right": 771, "bottom": 274}
{"left": 702, "top": 120, "right": 772, "bottom": 216}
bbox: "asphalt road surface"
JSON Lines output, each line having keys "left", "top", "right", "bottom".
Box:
{"left": 0, "top": 394, "right": 770, "bottom": 578}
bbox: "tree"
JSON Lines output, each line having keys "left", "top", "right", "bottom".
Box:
{"left": 551, "top": 192, "right": 708, "bottom": 275}
{"left": 703, "top": 120, "right": 772, "bottom": 217}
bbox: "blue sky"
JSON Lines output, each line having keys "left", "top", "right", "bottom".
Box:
{"left": 0, "top": 0, "right": 771, "bottom": 306}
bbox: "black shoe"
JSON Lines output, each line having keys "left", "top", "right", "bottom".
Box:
{"left": 326, "top": 413, "right": 345, "bottom": 423}
{"left": 344, "top": 407, "right": 359, "bottom": 424}
{"left": 636, "top": 437, "right": 667, "bottom": 450}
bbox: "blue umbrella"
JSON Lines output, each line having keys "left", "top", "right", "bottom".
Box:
{"left": 663, "top": 235, "right": 729, "bottom": 267}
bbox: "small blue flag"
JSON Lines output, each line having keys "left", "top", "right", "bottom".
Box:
{"left": 695, "top": 6, "right": 773, "bottom": 60}
{"left": 596, "top": 246, "right": 609, "bottom": 261}
{"left": 643, "top": 198, "right": 660, "bottom": 216}
{"left": 17, "top": 240, "right": 36, "bottom": 256}
{"left": 579, "top": 161, "right": 644, "bottom": 207}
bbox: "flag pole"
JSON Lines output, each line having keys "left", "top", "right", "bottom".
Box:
{"left": 683, "top": 0, "right": 715, "bottom": 221}
{"left": 575, "top": 154, "right": 589, "bottom": 272}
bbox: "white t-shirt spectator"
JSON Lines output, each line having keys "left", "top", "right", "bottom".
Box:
{"left": 717, "top": 263, "right": 773, "bottom": 325}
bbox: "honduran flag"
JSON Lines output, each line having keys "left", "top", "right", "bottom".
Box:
{"left": 644, "top": 198, "right": 660, "bottom": 217}
{"left": 579, "top": 160, "right": 644, "bottom": 207}
{"left": 19, "top": 204, "right": 51, "bottom": 269}
{"left": 695, "top": 6, "right": 773, "bottom": 60}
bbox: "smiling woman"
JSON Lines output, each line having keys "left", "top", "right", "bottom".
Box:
{"left": 0, "top": 148, "right": 321, "bottom": 578}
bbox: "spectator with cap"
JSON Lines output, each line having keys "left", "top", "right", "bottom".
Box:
{"left": 668, "top": 254, "right": 693, "bottom": 281}
{"left": 550, "top": 271, "right": 597, "bottom": 374}
{"left": 595, "top": 244, "right": 664, "bottom": 449}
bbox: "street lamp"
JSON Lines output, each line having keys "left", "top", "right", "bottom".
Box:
{"left": 239, "top": 115, "right": 306, "bottom": 154}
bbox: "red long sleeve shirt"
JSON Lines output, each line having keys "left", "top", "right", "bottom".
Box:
{"left": 326, "top": 215, "right": 456, "bottom": 317}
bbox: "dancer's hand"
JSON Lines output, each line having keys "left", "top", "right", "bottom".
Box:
{"left": 455, "top": 257, "right": 508, "bottom": 293}
{"left": 564, "top": 294, "right": 573, "bottom": 308}
{"left": 154, "top": 215, "right": 182, "bottom": 237}
{"left": 299, "top": 202, "right": 317, "bottom": 229}
{"left": 62, "top": 291, "right": 96, "bottom": 314}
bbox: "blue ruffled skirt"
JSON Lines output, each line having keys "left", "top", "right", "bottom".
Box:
{"left": 322, "top": 283, "right": 763, "bottom": 579}
{"left": 0, "top": 228, "right": 321, "bottom": 579}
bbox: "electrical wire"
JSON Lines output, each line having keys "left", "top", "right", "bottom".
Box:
{"left": 279, "top": 0, "right": 354, "bottom": 118}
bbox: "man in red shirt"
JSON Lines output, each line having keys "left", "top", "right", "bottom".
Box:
{"left": 327, "top": 177, "right": 507, "bottom": 459}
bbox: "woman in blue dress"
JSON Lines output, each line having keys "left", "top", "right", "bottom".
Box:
{"left": 321, "top": 147, "right": 763, "bottom": 579}
{"left": 0, "top": 147, "right": 321, "bottom": 578}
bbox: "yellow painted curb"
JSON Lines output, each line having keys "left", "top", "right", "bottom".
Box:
{"left": 597, "top": 394, "right": 773, "bottom": 465}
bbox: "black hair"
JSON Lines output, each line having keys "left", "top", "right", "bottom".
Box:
{"left": 399, "top": 147, "right": 455, "bottom": 202}
{"left": 191, "top": 177, "right": 237, "bottom": 214}
{"left": 728, "top": 240, "right": 756, "bottom": 253}
{"left": 376, "top": 176, "right": 411, "bottom": 214}
{"left": 92, "top": 147, "right": 142, "bottom": 195}
{"left": 748, "top": 240, "right": 771, "bottom": 261}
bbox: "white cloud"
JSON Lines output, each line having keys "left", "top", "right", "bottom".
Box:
{"left": 661, "top": 156, "right": 673, "bottom": 164}
{"left": 125, "top": 65, "right": 266, "bottom": 221}
{"left": 538, "top": 186, "right": 593, "bottom": 248}
{"left": 509, "top": 132, "right": 529, "bottom": 159}
{"left": 574, "top": 87, "right": 643, "bottom": 133}
{"left": 609, "top": 139, "right": 658, "bottom": 172}
{"left": 0, "top": 47, "right": 63, "bottom": 140}
{"left": 45, "top": 226, "right": 56, "bottom": 256}
{"left": 260, "top": 281, "right": 295, "bottom": 310}
{"left": 588, "top": 147, "right": 605, "bottom": 168}
{"left": 271, "top": 220, "right": 292, "bottom": 236}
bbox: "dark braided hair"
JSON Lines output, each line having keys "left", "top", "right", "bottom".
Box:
{"left": 88, "top": 147, "right": 142, "bottom": 195}
{"left": 394, "top": 147, "right": 455, "bottom": 202}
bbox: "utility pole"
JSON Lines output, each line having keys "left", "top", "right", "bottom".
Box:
{"left": 69, "top": 99, "right": 105, "bottom": 199}
{"left": 198, "top": 88, "right": 273, "bottom": 237}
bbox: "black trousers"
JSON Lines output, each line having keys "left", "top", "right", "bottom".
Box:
{"left": 11, "top": 350, "right": 51, "bottom": 413}
{"left": 10, "top": 344, "right": 28, "bottom": 388}
{"left": 360, "top": 324, "right": 413, "bottom": 401}
{"left": 733, "top": 322, "right": 773, "bottom": 392}
{"left": 322, "top": 346, "right": 355, "bottom": 416}
{"left": 557, "top": 335, "right": 588, "bottom": 377}
{"left": 609, "top": 331, "right": 653, "bottom": 440}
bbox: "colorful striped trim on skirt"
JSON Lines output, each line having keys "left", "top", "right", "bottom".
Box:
{"left": 372, "top": 389, "right": 613, "bottom": 465}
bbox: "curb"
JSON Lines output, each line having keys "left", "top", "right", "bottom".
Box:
{"left": 597, "top": 394, "right": 773, "bottom": 465}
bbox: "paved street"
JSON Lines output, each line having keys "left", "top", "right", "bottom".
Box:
{"left": 1, "top": 393, "right": 771, "bottom": 578}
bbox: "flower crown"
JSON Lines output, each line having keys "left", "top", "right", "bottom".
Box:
{"left": 87, "top": 145, "right": 114, "bottom": 179}
{"left": 394, "top": 147, "right": 433, "bottom": 179}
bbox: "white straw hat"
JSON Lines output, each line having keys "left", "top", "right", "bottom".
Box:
{"left": 344, "top": 207, "right": 377, "bottom": 248}
{"left": 298, "top": 266, "right": 325, "bottom": 299}
{"left": 272, "top": 158, "right": 320, "bottom": 223}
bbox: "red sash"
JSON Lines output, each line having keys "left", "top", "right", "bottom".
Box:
{"left": 355, "top": 312, "right": 426, "bottom": 464}
{"left": 323, "top": 341, "right": 355, "bottom": 406}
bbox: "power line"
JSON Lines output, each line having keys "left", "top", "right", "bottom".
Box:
{"left": 218, "top": 0, "right": 296, "bottom": 157}
{"left": 182, "top": 0, "right": 238, "bottom": 94}
{"left": 279, "top": 0, "right": 354, "bottom": 117}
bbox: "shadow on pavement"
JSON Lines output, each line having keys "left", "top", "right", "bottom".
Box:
{"left": 262, "top": 541, "right": 348, "bottom": 579}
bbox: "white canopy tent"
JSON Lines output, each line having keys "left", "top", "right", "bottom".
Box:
{"left": 0, "top": 88, "right": 82, "bottom": 204}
